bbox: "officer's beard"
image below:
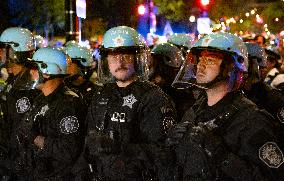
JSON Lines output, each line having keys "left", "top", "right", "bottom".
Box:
{"left": 115, "top": 73, "right": 137, "bottom": 83}
{"left": 114, "top": 66, "right": 137, "bottom": 82}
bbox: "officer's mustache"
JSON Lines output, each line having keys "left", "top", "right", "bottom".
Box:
{"left": 115, "top": 67, "right": 128, "bottom": 72}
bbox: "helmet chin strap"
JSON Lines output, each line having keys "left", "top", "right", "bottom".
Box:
{"left": 196, "top": 74, "right": 226, "bottom": 90}
{"left": 65, "top": 74, "right": 81, "bottom": 83}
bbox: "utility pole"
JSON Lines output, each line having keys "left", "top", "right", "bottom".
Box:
{"left": 65, "top": 0, "right": 79, "bottom": 42}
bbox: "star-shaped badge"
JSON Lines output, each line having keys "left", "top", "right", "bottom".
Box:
{"left": 122, "top": 94, "right": 137, "bottom": 109}
{"left": 113, "top": 36, "right": 125, "bottom": 46}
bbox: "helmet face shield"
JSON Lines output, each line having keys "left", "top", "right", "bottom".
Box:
{"left": 0, "top": 43, "right": 17, "bottom": 67}
{"left": 97, "top": 26, "right": 150, "bottom": 84}
{"left": 173, "top": 32, "right": 248, "bottom": 91}
{"left": 97, "top": 49, "right": 149, "bottom": 84}
{"left": 151, "top": 43, "right": 184, "bottom": 68}
{"left": 12, "top": 65, "right": 44, "bottom": 90}
{"left": 172, "top": 52, "right": 197, "bottom": 89}
{"left": 172, "top": 48, "right": 244, "bottom": 90}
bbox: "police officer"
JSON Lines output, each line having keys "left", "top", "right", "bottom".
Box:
{"left": 150, "top": 43, "right": 196, "bottom": 122}
{"left": 63, "top": 42, "right": 101, "bottom": 106}
{"left": 0, "top": 27, "right": 41, "bottom": 180}
{"left": 263, "top": 48, "right": 282, "bottom": 82}
{"left": 242, "top": 42, "right": 267, "bottom": 105}
{"left": 171, "top": 32, "right": 283, "bottom": 180}
{"left": 85, "top": 26, "right": 176, "bottom": 181}
{"left": 17, "top": 48, "right": 89, "bottom": 180}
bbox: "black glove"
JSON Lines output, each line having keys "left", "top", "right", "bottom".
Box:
{"left": 17, "top": 116, "right": 40, "bottom": 145}
{"left": 86, "top": 130, "right": 121, "bottom": 157}
{"left": 166, "top": 121, "right": 190, "bottom": 146}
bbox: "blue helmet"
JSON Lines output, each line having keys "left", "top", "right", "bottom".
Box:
{"left": 12, "top": 48, "right": 70, "bottom": 90}
{"left": 101, "top": 26, "right": 143, "bottom": 53}
{"left": 191, "top": 32, "right": 248, "bottom": 72}
{"left": 245, "top": 42, "right": 267, "bottom": 67}
{"left": 32, "top": 48, "right": 70, "bottom": 75}
{"left": 172, "top": 32, "right": 248, "bottom": 90}
{"left": 98, "top": 26, "right": 149, "bottom": 84}
{"left": 167, "top": 33, "right": 193, "bottom": 49}
{"left": 64, "top": 43, "right": 94, "bottom": 67}
{"left": 0, "top": 27, "right": 35, "bottom": 52}
{"left": 0, "top": 27, "right": 35, "bottom": 64}
{"left": 151, "top": 43, "right": 183, "bottom": 68}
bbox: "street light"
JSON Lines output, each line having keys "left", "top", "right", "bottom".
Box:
{"left": 201, "top": 0, "right": 209, "bottom": 6}
{"left": 138, "top": 4, "right": 146, "bottom": 15}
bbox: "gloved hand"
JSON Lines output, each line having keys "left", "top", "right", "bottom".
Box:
{"left": 86, "top": 130, "right": 121, "bottom": 157}
{"left": 165, "top": 121, "right": 190, "bottom": 146}
{"left": 21, "top": 116, "right": 40, "bottom": 145}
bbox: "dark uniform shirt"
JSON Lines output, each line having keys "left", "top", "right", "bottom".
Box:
{"left": 21, "top": 84, "right": 87, "bottom": 180}
{"left": 175, "top": 91, "right": 284, "bottom": 181}
{"left": 85, "top": 80, "right": 176, "bottom": 181}
{"left": 160, "top": 85, "right": 197, "bottom": 123}
{"left": 65, "top": 78, "right": 101, "bottom": 106}
{"left": 2, "top": 74, "right": 40, "bottom": 179}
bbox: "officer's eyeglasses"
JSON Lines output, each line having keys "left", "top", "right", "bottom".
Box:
{"left": 198, "top": 56, "right": 223, "bottom": 66}
{"left": 107, "top": 54, "right": 134, "bottom": 64}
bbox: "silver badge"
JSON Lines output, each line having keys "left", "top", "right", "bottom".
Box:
{"left": 16, "top": 97, "right": 31, "bottom": 113}
{"left": 122, "top": 94, "right": 137, "bottom": 109}
{"left": 277, "top": 107, "right": 284, "bottom": 123}
{"left": 259, "top": 142, "right": 284, "bottom": 168}
{"left": 60, "top": 116, "right": 79, "bottom": 134}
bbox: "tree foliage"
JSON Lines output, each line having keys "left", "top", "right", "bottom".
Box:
{"left": 154, "top": 0, "right": 284, "bottom": 33}
{"left": 154, "top": 0, "right": 191, "bottom": 21}
{"left": 261, "top": 1, "right": 284, "bottom": 33}
{"left": 30, "top": 0, "right": 65, "bottom": 34}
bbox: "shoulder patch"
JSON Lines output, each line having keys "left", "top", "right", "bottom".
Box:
{"left": 259, "top": 142, "right": 284, "bottom": 168}
{"left": 277, "top": 107, "right": 284, "bottom": 123}
{"left": 16, "top": 97, "right": 31, "bottom": 113}
{"left": 60, "top": 116, "right": 79, "bottom": 134}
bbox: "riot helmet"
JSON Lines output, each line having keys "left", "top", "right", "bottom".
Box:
{"left": 63, "top": 42, "right": 95, "bottom": 80}
{"left": 150, "top": 43, "right": 184, "bottom": 85}
{"left": 167, "top": 33, "right": 193, "bottom": 56}
{"left": 172, "top": 32, "right": 248, "bottom": 91}
{"left": 243, "top": 42, "right": 267, "bottom": 87}
{"left": 0, "top": 27, "right": 35, "bottom": 64}
{"left": 265, "top": 48, "right": 281, "bottom": 70}
{"left": 13, "top": 48, "right": 71, "bottom": 90}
